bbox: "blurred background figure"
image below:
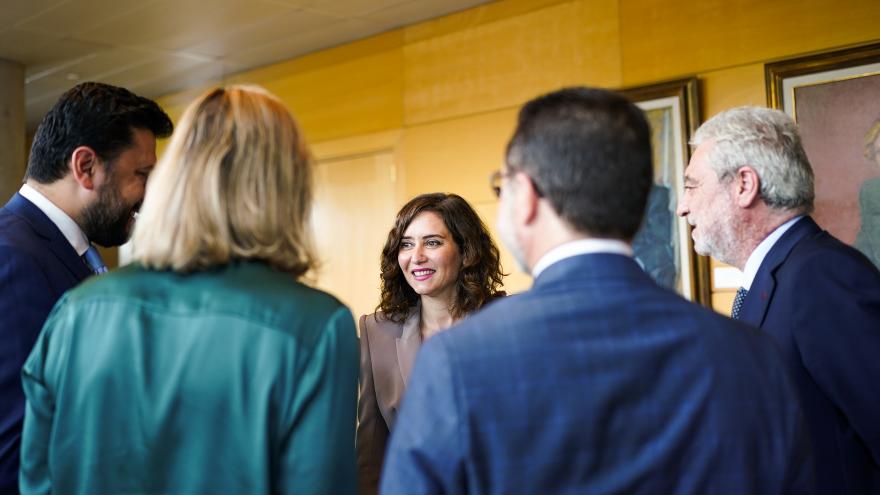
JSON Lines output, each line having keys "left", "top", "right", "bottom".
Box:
{"left": 856, "top": 118, "right": 880, "bottom": 269}
{"left": 356, "top": 192, "right": 504, "bottom": 495}
{"left": 632, "top": 184, "right": 676, "bottom": 288}
{"left": 18, "top": 85, "right": 359, "bottom": 495}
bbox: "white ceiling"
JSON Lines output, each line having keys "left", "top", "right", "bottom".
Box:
{"left": 0, "top": 0, "right": 495, "bottom": 130}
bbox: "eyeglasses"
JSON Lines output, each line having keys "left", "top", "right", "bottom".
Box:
{"left": 489, "top": 169, "right": 514, "bottom": 197}
{"left": 489, "top": 168, "right": 543, "bottom": 198}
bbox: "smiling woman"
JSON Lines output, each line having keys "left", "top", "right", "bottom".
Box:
{"left": 355, "top": 192, "right": 504, "bottom": 495}
{"left": 397, "top": 210, "right": 462, "bottom": 311}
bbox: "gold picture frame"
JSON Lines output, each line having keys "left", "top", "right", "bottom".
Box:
{"left": 766, "top": 43, "right": 880, "bottom": 270}
{"left": 621, "top": 77, "right": 711, "bottom": 306}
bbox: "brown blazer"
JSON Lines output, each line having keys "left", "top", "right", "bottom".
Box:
{"left": 356, "top": 307, "right": 421, "bottom": 495}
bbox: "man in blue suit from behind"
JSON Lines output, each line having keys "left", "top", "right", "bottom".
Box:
{"left": 381, "top": 88, "right": 813, "bottom": 494}
{"left": 0, "top": 82, "right": 172, "bottom": 493}
{"left": 677, "top": 106, "right": 880, "bottom": 494}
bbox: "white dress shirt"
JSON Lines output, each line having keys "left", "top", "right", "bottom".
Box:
{"left": 532, "top": 238, "right": 633, "bottom": 279}
{"left": 19, "top": 184, "right": 90, "bottom": 256}
{"left": 741, "top": 215, "right": 804, "bottom": 290}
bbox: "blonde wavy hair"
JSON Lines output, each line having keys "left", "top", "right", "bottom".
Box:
{"left": 131, "top": 85, "right": 316, "bottom": 276}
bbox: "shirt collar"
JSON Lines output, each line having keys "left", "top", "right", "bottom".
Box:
{"left": 532, "top": 238, "right": 633, "bottom": 279}
{"left": 741, "top": 215, "right": 804, "bottom": 290}
{"left": 19, "top": 183, "right": 90, "bottom": 256}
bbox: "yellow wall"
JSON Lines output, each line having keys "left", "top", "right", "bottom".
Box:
{"left": 156, "top": 0, "right": 880, "bottom": 317}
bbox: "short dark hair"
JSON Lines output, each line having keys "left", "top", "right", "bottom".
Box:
{"left": 27, "top": 82, "right": 173, "bottom": 183}
{"left": 378, "top": 193, "right": 504, "bottom": 323}
{"left": 506, "top": 87, "right": 653, "bottom": 241}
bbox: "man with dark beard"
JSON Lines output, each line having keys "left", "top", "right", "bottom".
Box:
{"left": 0, "top": 82, "right": 172, "bottom": 493}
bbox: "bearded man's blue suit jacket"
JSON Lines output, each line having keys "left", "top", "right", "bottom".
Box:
{"left": 381, "top": 253, "right": 814, "bottom": 494}
{"left": 739, "top": 216, "right": 880, "bottom": 494}
{"left": 0, "top": 193, "right": 91, "bottom": 494}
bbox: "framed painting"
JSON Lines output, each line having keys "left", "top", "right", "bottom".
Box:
{"left": 621, "top": 77, "right": 711, "bottom": 305}
{"left": 767, "top": 42, "right": 880, "bottom": 270}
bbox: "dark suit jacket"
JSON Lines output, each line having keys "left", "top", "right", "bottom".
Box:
{"left": 0, "top": 193, "right": 91, "bottom": 493}
{"left": 356, "top": 308, "right": 422, "bottom": 495}
{"left": 740, "top": 216, "right": 880, "bottom": 493}
{"left": 381, "top": 253, "right": 813, "bottom": 494}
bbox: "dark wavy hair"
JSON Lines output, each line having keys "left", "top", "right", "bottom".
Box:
{"left": 377, "top": 193, "right": 504, "bottom": 323}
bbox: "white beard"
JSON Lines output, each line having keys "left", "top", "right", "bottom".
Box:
{"left": 692, "top": 212, "right": 741, "bottom": 267}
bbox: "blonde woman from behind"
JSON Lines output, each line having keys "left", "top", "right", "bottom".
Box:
{"left": 19, "top": 86, "right": 359, "bottom": 495}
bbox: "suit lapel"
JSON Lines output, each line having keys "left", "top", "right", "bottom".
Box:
{"left": 740, "top": 217, "right": 821, "bottom": 327}
{"left": 6, "top": 193, "right": 92, "bottom": 281}
{"left": 395, "top": 306, "right": 421, "bottom": 387}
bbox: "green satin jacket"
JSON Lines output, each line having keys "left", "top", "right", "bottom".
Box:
{"left": 19, "top": 261, "right": 359, "bottom": 494}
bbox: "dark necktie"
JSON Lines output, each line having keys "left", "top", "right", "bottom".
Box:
{"left": 82, "top": 245, "right": 108, "bottom": 275}
{"left": 731, "top": 287, "right": 748, "bottom": 320}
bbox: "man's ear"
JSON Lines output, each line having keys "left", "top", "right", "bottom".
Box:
{"left": 734, "top": 165, "right": 761, "bottom": 208}
{"left": 513, "top": 172, "right": 541, "bottom": 226}
{"left": 70, "top": 146, "right": 100, "bottom": 190}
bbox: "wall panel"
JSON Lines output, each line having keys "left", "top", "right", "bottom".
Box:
{"left": 620, "top": 0, "right": 880, "bottom": 85}
{"left": 700, "top": 63, "right": 765, "bottom": 120}
{"left": 403, "top": 0, "right": 620, "bottom": 125}
{"left": 401, "top": 106, "right": 517, "bottom": 202}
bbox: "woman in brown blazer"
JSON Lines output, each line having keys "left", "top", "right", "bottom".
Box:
{"left": 357, "top": 192, "right": 505, "bottom": 494}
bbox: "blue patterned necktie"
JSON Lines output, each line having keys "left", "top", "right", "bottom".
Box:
{"left": 82, "top": 245, "right": 108, "bottom": 275}
{"left": 731, "top": 287, "right": 748, "bottom": 320}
